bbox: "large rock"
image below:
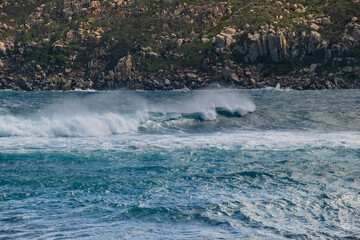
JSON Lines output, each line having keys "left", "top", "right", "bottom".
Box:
{"left": 307, "top": 31, "right": 322, "bottom": 53}
{"left": 352, "top": 28, "right": 360, "bottom": 42}
{"left": 89, "top": 1, "right": 101, "bottom": 17}
{"left": 214, "top": 27, "right": 237, "bottom": 49}
{"left": 0, "top": 41, "right": 6, "bottom": 54}
{"left": 90, "top": 0, "right": 100, "bottom": 8}
{"left": 248, "top": 43, "right": 259, "bottom": 62}
{"left": 267, "top": 33, "right": 279, "bottom": 62}
{"left": 223, "top": 27, "right": 236, "bottom": 35}
{"left": 309, "top": 31, "right": 321, "bottom": 43}
{"left": 114, "top": 55, "right": 133, "bottom": 85}
{"left": 215, "top": 34, "right": 226, "bottom": 48}
{"left": 185, "top": 73, "right": 197, "bottom": 79}
{"left": 238, "top": 27, "right": 288, "bottom": 62}
{"left": 17, "top": 77, "right": 30, "bottom": 90}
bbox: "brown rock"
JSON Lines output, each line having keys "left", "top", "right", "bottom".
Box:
{"left": 186, "top": 73, "right": 197, "bottom": 79}
{"left": 0, "top": 41, "right": 6, "bottom": 54}
{"left": 245, "top": 71, "right": 252, "bottom": 77}
{"left": 114, "top": 54, "right": 133, "bottom": 84}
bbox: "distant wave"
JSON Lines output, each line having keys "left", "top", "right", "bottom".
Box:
{"left": 0, "top": 90, "right": 256, "bottom": 137}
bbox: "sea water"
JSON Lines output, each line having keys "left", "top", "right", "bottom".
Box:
{"left": 0, "top": 89, "right": 359, "bottom": 239}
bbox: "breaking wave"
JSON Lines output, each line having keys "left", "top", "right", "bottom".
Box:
{"left": 0, "top": 90, "right": 256, "bottom": 137}
{"left": 0, "top": 113, "right": 143, "bottom": 137}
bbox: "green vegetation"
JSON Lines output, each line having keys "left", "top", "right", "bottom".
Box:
{"left": 0, "top": 0, "right": 359, "bottom": 73}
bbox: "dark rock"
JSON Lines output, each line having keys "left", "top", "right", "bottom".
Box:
{"left": 17, "top": 77, "right": 30, "bottom": 90}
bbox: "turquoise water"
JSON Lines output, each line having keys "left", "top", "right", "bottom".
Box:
{"left": 0, "top": 89, "right": 359, "bottom": 239}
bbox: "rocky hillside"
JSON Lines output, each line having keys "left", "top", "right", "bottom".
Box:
{"left": 0, "top": 0, "right": 359, "bottom": 90}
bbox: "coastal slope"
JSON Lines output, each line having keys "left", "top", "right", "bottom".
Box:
{"left": 0, "top": 0, "right": 359, "bottom": 90}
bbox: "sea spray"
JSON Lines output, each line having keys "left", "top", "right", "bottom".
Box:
{"left": 0, "top": 112, "right": 142, "bottom": 137}
{"left": 0, "top": 89, "right": 256, "bottom": 137}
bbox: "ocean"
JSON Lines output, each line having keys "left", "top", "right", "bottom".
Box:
{"left": 0, "top": 89, "right": 359, "bottom": 239}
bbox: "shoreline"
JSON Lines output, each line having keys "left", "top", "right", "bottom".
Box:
{"left": 1, "top": 67, "right": 359, "bottom": 91}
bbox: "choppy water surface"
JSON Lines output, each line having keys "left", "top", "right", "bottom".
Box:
{"left": 0, "top": 89, "right": 359, "bottom": 239}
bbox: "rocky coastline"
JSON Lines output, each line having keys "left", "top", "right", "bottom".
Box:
{"left": 0, "top": 0, "right": 359, "bottom": 91}
{"left": 1, "top": 60, "right": 359, "bottom": 91}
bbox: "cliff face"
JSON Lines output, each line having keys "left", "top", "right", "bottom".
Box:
{"left": 0, "top": 0, "right": 359, "bottom": 90}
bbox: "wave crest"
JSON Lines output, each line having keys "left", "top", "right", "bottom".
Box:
{"left": 0, "top": 113, "right": 143, "bottom": 137}
{"left": 0, "top": 90, "right": 256, "bottom": 137}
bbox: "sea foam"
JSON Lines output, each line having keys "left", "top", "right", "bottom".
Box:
{"left": 0, "top": 112, "right": 142, "bottom": 137}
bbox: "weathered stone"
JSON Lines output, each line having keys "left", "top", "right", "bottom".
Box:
{"left": 0, "top": 41, "right": 6, "bottom": 54}
{"left": 310, "top": 31, "right": 321, "bottom": 43}
{"left": 230, "top": 73, "right": 239, "bottom": 82}
{"left": 52, "top": 40, "right": 65, "bottom": 52}
{"left": 267, "top": 33, "right": 279, "bottom": 62}
{"left": 114, "top": 55, "right": 133, "bottom": 85}
{"left": 310, "top": 23, "right": 320, "bottom": 31}
{"left": 222, "top": 67, "right": 231, "bottom": 81}
{"left": 248, "top": 43, "right": 259, "bottom": 62}
{"left": 90, "top": 1, "right": 100, "bottom": 9}
{"left": 176, "top": 38, "right": 183, "bottom": 46}
{"left": 245, "top": 71, "right": 252, "bottom": 77}
{"left": 17, "top": 77, "right": 30, "bottom": 90}
{"left": 215, "top": 27, "right": 236, "bottom": 49}
{"left": 352, "top": 28, "right": 360, "bottom": 42}
{"left": 290, "top": 4, "right": 298, "bottom": 11}
{"left": 343, "top": 66, "right": 353, "bottom": 73}
{"left": 309, "top": 64, "right": 318, "bottom": 72}
{"left": 186, "top": 73, "right": 197, "bottom": 79}
{"left": 319, "top": 17, "right": 331, "bottom": 25}
{"left": 172, "top": 54, "right": 182, "bottom": 61}
{"left": 325, "top": 81, "right": 333, "bottom": 89}
{"left": 215, "top": 34, "right": 226, "bottom": 48}
{"left": 201, "top": 37, "right": 210, "bottom": 43}
{"left": 202, "top": 58, "right": 209, "bottom": 71}
{"left": 297, "top": 4, "right": 305, "bottom": 11}
{"left": 223, "top": 27, "right": 236, "bottom": 35}
{"left": 142, "top": 47, "right": 152, "bottom": 52}
{"left": 148, "top": 52, "right": 160, "bottom": 60}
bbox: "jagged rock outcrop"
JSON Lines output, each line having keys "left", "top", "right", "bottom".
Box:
{"left": 140, "top": 47, "right": 160, "bottom": 60}
{"left": 233, "top": 25, "right": 290, "bottom": 62}
{"left": 214, "top": 27, "right": 237, "bottom": 53}
{"left": 114, "top": 54, "right": 133, "bottom": 84}
{"left": 231, "top": 24, "right": 326, "bottom": 63}
{"left": 343, "top": 17, "right": 360, "bottom": 44}
{"left": 63, "top": 0, "right": 90, "bottom": 20}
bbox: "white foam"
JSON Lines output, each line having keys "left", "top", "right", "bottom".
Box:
{"left": 1, "top": 130, "right": 359, "bottom": 154}
{"left": 0, "top": 112, "right": 142, "bottom": 137}
{"left": 72, "top": 88, "right": 98, "bottom": 92}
